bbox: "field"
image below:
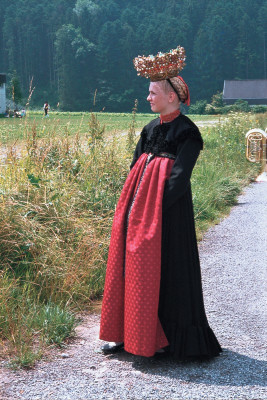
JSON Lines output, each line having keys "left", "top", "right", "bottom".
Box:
{"left": 0, "top": 110, "right": 265, "bottom": 367}
{"left": 0, "top": 111, "right": 222, "bottom": 144}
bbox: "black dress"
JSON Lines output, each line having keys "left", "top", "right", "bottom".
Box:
{"left": 130, "top": 113, "right": 222, "bottom": 360}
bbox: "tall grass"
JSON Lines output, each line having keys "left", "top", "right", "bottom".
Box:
{"left": 192, "top": 112, "right": 264, "bottom": 236}
{"left": 0, "top": 111, "right": 265, "bottom": 367}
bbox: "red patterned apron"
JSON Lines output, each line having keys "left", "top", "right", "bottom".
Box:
{"left": 100, "top": 153, "right": 174, "bottom": 357}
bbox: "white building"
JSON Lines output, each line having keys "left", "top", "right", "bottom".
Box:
{"left": 0, "top": 74, "right": 7, "bottom": 114}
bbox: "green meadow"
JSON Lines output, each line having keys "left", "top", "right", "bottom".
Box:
{"left": 0, "top": 111, "right": 265, "bottom": 367}
{"left": 0, "top": 111, "right": 221, "bottom": 144}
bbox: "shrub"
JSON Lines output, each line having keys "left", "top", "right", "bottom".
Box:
{"left": 211, "top": 91, "right": 224, "bottom": 107}
{"left": 204, "top": 104, "right": 216, "bottom": 115}
{"left": 188, "top": 100, "right": 207, "bottom": 114}
{"left": 232, "top": 99, "right": 250, "bottom": 112}
{"left": 251, "top": 105, "right": 267, "bottom": 114}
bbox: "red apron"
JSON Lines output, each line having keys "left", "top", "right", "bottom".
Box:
{"left": 100, "top": 153, "right": 174, "bottom": 357}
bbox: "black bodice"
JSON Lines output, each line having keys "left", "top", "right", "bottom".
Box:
{"left": 143, "top": 124, "right": 177, "bottom": 155}
{"left": 141, "top": 114, "right": 203, "bottom": 157}
{"left": 130, "top": 114, "right": 203, "bottom": 170}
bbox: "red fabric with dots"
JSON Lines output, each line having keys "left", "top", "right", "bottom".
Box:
{"left": 100, "top": 153, "right": 174, "bottom": 357}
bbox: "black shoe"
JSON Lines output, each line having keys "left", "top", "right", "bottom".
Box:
{"left": 101, "top": 342, "right": 124, "bottom": 354}
{"left": 154, "top": 346, "right": 170, "bottom": 358}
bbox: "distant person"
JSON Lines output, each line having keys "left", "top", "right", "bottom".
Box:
{"left": 20, "top": 108, "right": 26, "bottom": 117}
{"left": 43, "top": 101, "right": 50, "bottom": 117}
{"left": 13, "top": 109, "right": 22, "bottom": 118}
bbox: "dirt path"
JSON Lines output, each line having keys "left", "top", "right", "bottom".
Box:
{"left": 1, "top": 180, "right": 266, "bottom": 400}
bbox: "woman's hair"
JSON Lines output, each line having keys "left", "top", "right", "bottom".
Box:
{"left": 157, "top": 78, "right": 189, "bottom": 104}
{"left": 156, "top": 80, "right": 173, "bottom": 94}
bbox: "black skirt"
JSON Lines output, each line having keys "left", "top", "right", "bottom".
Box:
{"left": 158, "top": 185, "right": 222, "bottom": 360}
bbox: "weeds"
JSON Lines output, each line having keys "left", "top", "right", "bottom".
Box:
{"left": 127, "top": 99, "right": 138, "bottom": 155}
{"left": 192, "top": 112, "right": 261, "bottom": 237}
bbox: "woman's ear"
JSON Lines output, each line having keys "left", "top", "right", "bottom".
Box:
{"left": 169, "top": 91, "right": 178, "bottom": 104}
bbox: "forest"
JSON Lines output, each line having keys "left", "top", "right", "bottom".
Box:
{"left": 0, "top": 0, "right": 266, "bottom": 112}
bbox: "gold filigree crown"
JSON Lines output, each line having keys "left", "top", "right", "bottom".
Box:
{"left": 133, "top": 46, "right": 186, "bottom": 81}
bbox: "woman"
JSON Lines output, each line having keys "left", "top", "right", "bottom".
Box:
{"left": 100, "top": 47, "right": 222, "bottom": 360}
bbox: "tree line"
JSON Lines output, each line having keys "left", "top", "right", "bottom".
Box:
{"left": 0, "top": 0, "right": 266, "bottom": 112}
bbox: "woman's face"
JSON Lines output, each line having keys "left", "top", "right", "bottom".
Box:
{"left": 147, "top": 82, "right": 170, "bottom": 114}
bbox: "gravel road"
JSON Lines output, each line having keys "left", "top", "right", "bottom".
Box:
{"left": 1, "top": 179, "right": 266, "bottom": 400}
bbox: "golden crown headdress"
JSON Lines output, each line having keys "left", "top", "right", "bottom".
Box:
{"left": 133, "top": 46, "right": 186, "bottom": 82}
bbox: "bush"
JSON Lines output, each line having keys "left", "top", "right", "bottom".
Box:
{"left": 204, "top": 104, "right": 216, "bottom": 115}
{"left": 188, "top": 100, "right": 207, "bottom": 114}
{"left": 232, "top": 99, "right": 250, "bottom": 112}
{"left": 251, "top": 105, "right": 267, "bottom": 114}
{"left": 211, "top": 91, "right": 224, "bottom": 107}
{"left": 204, "top": 98, "right": 258, "bottom": 115}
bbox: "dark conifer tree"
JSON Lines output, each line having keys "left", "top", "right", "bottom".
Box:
{"left": 0, "top": 0, "right": 266, "bottom": 110}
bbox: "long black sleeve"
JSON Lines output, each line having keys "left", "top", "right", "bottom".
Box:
{"left": 162, "top": 138, "right": 201, "bottom": 213}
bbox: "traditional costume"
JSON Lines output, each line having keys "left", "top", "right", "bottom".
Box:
{"left": 100, "top": 47, "right": 222, "bottom": 360}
